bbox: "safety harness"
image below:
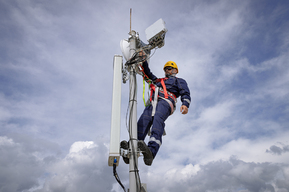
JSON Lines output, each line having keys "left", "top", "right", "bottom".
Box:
{"left": 149, "top": 78, "right": 177, "bottom": 116}
{"left": 146, "top": 78, "right": 177, "bottom": 137}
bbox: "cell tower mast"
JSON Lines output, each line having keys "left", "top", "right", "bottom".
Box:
{"left": 108, "top": 9, "right": 168, "bottom": 192}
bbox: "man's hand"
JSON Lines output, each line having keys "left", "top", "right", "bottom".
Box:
{"left": 139, "top": 50, "right": 145, "bottom": 56}
{"left": 138, "top": 50, "right": 146, "bottom": 60}
{"left": 180, "top": 105, "right": 188, "bottom": 114}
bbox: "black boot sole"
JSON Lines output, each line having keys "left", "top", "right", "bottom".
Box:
{"left": 138, "top": 140, "right": 153, "bottom": 166}
{"left": 120, "top": 140, "right": 129, "bottom": 164}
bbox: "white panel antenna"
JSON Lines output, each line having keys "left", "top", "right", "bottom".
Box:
{"left": 145, "top": 18, "right": 168, "bottom": 49}
{"left": 108, "top": 55, "right": 123, "bottom": 166}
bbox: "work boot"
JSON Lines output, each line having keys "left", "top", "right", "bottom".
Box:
{"left": 138, "top": 140, "right": 154, "bottom": 166}
{"left": 120, "top": 140, "right": 129, "bottom": 164}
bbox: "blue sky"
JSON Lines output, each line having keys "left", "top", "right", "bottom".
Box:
{"left": 1, "top": 0, "right": 289, "bottom": 191}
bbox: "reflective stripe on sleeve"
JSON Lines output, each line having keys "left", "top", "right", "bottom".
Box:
{"left": 184, "top": 99, "right": 191, "bottom": 104}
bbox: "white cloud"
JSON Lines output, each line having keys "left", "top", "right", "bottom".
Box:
{"left": 1, "top": 135, "right": 289, "bottom": 192}
{"left": 28, "top": 140, "right": 120, "bottom": 192}
{"left": 69, "top": 141, "right": 96, "bottom": 153}
{"left": 197, "top": 100, "right": 237, "bottom": 124}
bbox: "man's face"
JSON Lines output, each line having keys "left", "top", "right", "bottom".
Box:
{"left": 164, "top": 66, "right": 177, "bottom": 76}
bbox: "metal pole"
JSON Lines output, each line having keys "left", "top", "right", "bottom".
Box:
{"left": 128, "top": 31, "right": 139, "bottom": 192}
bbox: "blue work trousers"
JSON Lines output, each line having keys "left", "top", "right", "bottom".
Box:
{"left": 137, "top": 99, "right": 171, "bottom": 157}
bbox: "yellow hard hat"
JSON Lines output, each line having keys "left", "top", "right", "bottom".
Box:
{"left": 163, "top": 61, "right": 178, "bottom": 73}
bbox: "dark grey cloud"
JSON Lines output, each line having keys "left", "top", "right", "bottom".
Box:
{"left": 266, "top": 144, "right": 289, "bottom": 155}
{"left": 147, "top": 157, "right": 289, "bottom": 192}
{"left": 0, "top": 136, "right": 44, "bottom": 192}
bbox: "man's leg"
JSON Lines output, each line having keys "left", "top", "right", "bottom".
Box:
{"left": 137, "top": 105, "right": 155, "bottom": 166}
{"left": 148, "top": 99, "right": 171, "bottom": 158}
{"left": 121, "top": 106, "right": 153, "bottom": 164}
{"left": 137, "top": 105, "right": 153, "bottom": 140}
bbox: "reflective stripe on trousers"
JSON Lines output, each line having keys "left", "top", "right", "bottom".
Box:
{"left": 149, "top": 137, "right": 162, "bottom": 146}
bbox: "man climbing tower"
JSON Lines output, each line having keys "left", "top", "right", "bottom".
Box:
{"left": 121, "top": 51, "right": 191, "bottom": 166}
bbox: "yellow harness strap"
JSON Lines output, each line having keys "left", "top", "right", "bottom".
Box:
{"left": 143, "top": 78, "right": 146, "bottom": 106}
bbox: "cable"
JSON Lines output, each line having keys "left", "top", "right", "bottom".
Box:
{"left": 128, "top": 71, "right": 142, "bottom": 192}
{"left": 125, "top": 46, "right": 158, "bottom": 67}
{"left": 124, "top": 65, "right": 142, "bottom": 192}
{"left": 113, "top": 164, "right": 126, "bottom": 192}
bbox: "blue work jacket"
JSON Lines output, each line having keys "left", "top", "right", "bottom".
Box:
{"left": 142, "top": 61, "right": 191, "bottom": 108}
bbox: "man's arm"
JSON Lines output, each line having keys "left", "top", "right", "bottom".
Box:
{"left": 142, "top": 61, "right": 158, "bottom": 82}
{"left": 177, "top": 78, "right": 191, "bottom": 115}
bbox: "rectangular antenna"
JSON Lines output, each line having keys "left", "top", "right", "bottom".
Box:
{"left": 108, "top": 55, "right": 123, "bottom": 166}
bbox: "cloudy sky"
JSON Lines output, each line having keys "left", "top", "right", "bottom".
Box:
{"left": 1, "top": 0, "right": 289, "bottom": 191}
